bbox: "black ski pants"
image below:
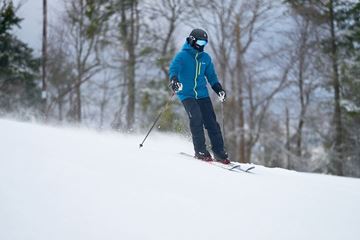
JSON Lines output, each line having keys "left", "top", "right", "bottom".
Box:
{"left": 182, "top": 97, "right": 224, "bottom": 155}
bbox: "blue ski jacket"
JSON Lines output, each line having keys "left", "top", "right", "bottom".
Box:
{"left": 169, "top": 42, "right": 220, "bottom": 101}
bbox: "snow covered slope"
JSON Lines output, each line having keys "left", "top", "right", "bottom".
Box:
{"left": 1, "top": 119, "right": 360, "bottom": 240}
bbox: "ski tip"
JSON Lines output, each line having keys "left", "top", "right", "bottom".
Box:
{"left": 245, "top": 166, "right": 255, "bottom": 172}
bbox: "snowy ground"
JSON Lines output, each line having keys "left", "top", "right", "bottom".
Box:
{"left": 1, "top": 119, "right": 360, "bottom": 240}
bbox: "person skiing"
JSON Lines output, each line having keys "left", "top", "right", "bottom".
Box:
{"left": 169, "top": 28, "right": 230, "bottom": 164}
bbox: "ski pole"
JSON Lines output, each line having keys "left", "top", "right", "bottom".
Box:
{"left": 139, "top": 92, "right": 175, "bottom": 148}
{"left": 221, "top": 101, "right": 226, "bottom": 144}
{"left": 218, "top": 92, "right": 226, "bottom": 144}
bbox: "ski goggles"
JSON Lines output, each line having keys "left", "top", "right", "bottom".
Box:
{"left": 196, "top": 39, "right": 208, "bottom": 46}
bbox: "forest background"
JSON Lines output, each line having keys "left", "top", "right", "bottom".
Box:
{"left": 1, "top": 0, "right": 359, "bottom": 177}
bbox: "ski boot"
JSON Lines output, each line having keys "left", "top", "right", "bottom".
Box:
{"left": 195, "top": 151, "right": 213, "bottom": 162}
{"left": 213, "top": 151, "right": 230, "bottom": 165}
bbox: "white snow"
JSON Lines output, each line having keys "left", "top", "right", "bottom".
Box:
{"left": 1, "top": 119, "right": 360, "bottom": 240}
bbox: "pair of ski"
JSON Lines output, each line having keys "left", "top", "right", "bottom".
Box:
{"left": 180, "top": 152, "right": 255, "bottom": 173}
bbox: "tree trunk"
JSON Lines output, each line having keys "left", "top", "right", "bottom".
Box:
{"left": 329, "top": 0, "right": 343, "bottom": 175}
{"left": 42, "top": 0, "right": 48, "bottom": 116}
{"left": 75, "top": 74, "right": 82, "bottom": 122}
{"left": 296, "top": 53, "right": 305, "bottom": 158}
{"left": 118, "top": 0, "right": 139, "bottom": 131}
{"left": 126, "top": 50, "right": 136, "bottom": 130}
{"left": 234, "top": 16, "right": 246, "bottom": 163}
{"left": 286, "top": 107, "right": 291, "bottom": 169}
{"left": 57, "top": 88, "right": 63, "bottom": 121}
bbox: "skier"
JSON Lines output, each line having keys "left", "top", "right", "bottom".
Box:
{"left": 169, "top": 28, "right": 230, "bottom": 164}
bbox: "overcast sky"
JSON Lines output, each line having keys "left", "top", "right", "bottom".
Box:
{"left": 12, "top": 0, "right": 62, "bottom": 55}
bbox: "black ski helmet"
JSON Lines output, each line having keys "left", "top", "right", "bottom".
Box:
{"left": 187, "top": 28, "right": 208, "bottom": 52}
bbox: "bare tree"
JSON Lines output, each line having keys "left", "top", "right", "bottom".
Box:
{"left": 286, "top": 0, "right": 344, "bottom": 174}
{"left": 60, "top": 0, "right": 106, "bottom": 122}
{"left": 110, "top": 0, "right": 140, "bottom": 131}
{"left": 286, "top": 15, "right": 322, "bottom": 158}
{"left": 46, "top": 26, "right": 74, "bottom": 122}
{"left": 144, "top": 0, "right": 189, "bottom": 80}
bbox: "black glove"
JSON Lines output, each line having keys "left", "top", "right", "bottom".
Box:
{"left": 212, "top": 82, "right": 226, "bottom": 102}
{"left": 169, "top": 76, "right": 182, "bottom": 92}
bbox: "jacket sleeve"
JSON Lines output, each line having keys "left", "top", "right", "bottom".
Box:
{"left": 204, "top": 55, "right": 219, "bottom": 87}
{"left": 169, "top": 53, "right": 183, "bottom": 81}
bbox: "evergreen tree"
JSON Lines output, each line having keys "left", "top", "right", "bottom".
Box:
{"left": 337, "top": 2, "right": 360, "bottom": 176}
{"left": 0, "top": 1, "right": 41, "bottom": 113}
{"left": 285, "top": 0, "right": 359, "bottom": 175}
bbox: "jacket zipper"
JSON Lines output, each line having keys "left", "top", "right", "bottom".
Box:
{"left": 194, "top": 52, "right": 199, "bottom": 99}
